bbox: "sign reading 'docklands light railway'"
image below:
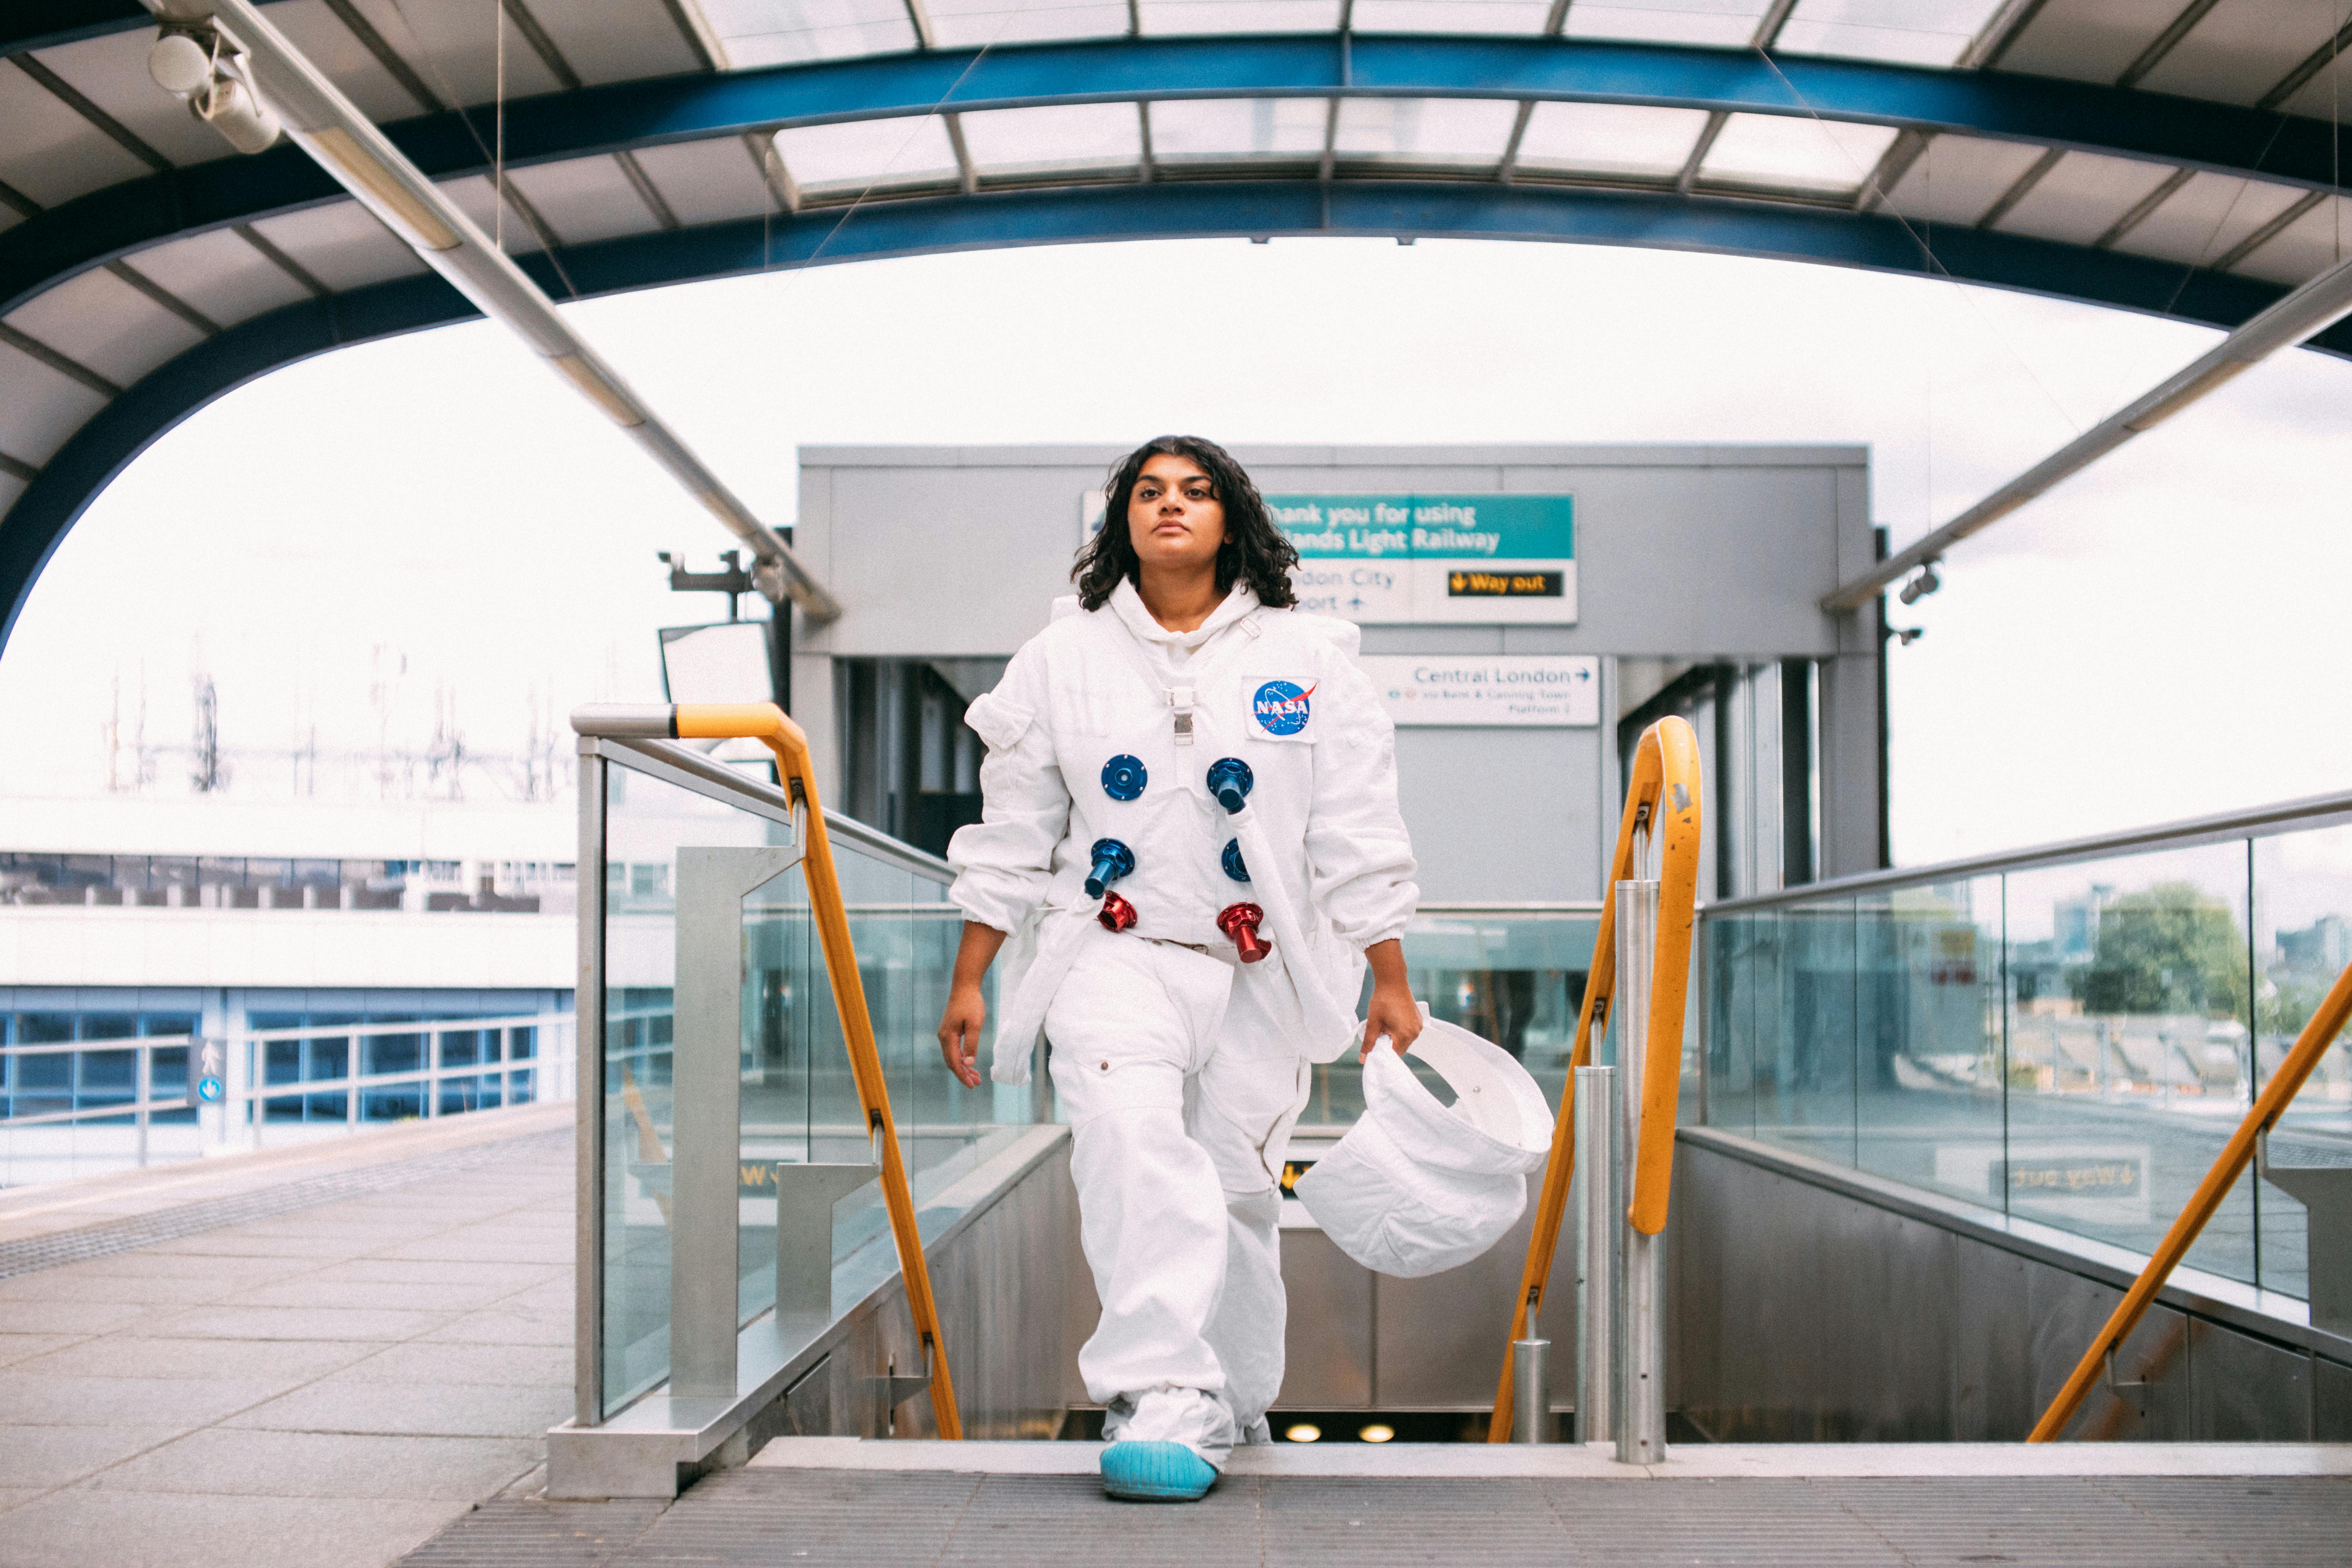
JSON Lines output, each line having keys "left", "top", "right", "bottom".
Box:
{"left": 1265, "top": 494, "right": 1577, "bottom": 624}
{"left": 1358, "top": 656, "right": 1601, "bottom": 728}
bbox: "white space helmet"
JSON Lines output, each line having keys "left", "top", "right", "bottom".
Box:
{"left": 1294, "top": 1013, "right": 1554, "bottom": 1278}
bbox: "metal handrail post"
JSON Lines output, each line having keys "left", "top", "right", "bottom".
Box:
{"left": 1616, "top": 877, "right": 1666, "bottom": 1464}
{"left": 1574, "top": 1063, "right": 1618, "bottom": 1445}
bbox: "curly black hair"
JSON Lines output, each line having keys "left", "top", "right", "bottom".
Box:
{"left": 1073, "top": 435, "right": 1299, "bottom": 612}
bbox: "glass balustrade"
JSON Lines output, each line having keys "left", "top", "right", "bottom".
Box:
{"left": 1700, "top": 803, "right": 2352, "bottom": 1305}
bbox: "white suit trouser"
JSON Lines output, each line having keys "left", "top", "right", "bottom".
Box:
{"left": 1045, "top": 930, "right": 1311, "bottom": 1467}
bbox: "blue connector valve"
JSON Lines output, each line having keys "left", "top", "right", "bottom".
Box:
{"left": 1101, "top": 755, "right": 1148, "bottom": 802}
{"left": 1221, "top": 839, "right": 1250, "bottom": 883}
{"left": 1206, "top": 757, "right": 1254, "bottom": 813}
{"left": 1085, "top": 838, "right": 1135, "bottom": 899}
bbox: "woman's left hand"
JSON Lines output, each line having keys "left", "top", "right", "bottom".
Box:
{"left": 1358, "top": 938, "right": 1422, "bottom": 1059}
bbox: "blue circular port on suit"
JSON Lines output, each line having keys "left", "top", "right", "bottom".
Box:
{"left": 1101, "top": 755, "right": 1147, "bottom": 801}
{"left": 1085, "top": 838, "right": 1136, "bottom": 898}
{"left": 1206, "top": 757, "right": 1254, "bottom": 813}
{"left": 1222, "top": 839, "right": 1250, "bottom": 883}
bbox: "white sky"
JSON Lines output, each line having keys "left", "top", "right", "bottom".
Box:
{"left": 2, "top": 235, "right": 2348, "bottom": 868}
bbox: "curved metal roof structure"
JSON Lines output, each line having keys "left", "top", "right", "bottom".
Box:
{"left": 6, "top": 0, "right": 2352, "bottom": 647}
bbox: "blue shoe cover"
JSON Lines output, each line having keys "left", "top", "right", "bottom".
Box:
{"left": 1099, "top": 1440, "right": 1217, "bottom": 1502}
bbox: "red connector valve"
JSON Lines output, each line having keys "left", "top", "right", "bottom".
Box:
{"left": 1217, "top": 903, "right": 1271, "bottom": 964}
{"left": 1098, "top": 891, "right": 1138, "bottom": 932}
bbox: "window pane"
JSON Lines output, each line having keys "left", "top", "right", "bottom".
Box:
{"left": 926, "top": 0, "right": 1128, "bottom": 46}
{"left": 1775, "top": 0, "right": 2006, "bottom": 69}
{"left": 2251, "top": 823, "right": 2352, "bottom": 1303}
{"left": 1140, "top": 0, "right": 1345, "bottom": 35}
{"left": 1566, "top": 0, "right": 1769, "bottom": 48}
{"left": 692, "top": 0, "right": 917, "bottom": 67}
{"left": 1514, "top": 101, "right": 1711, "bottom": 180}
{"left": 772, "top": 116, "right": 961, "bottom": 191}
{"left": 958, "top": 102, "right": 1141, "bottom": 176}
{"left": 1699, "top": 112, "right": 1899, "bottom": 196}
{"left": 1350, "top": 0, "right": 1550, "bottom": 32}
{"left": 1854, "top": 878, "right": 2004, "bottom": 1204}
{"left": 1149, "top": 97, "right": 1328, "bottom": 162}
{"left": 1333, "top": 96, "right": 1519, "bottom": 165}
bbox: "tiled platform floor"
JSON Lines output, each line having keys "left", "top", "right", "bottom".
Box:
{"left": 0, "top": 1105, "right": 573, "bottom": 1568}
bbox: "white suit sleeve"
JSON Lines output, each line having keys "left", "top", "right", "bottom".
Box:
{"left": 945, "top": 646, "right": 1068, "bottom": 935}
{"left": 1304, "top": 655, "right": 1419, "bottom": 948}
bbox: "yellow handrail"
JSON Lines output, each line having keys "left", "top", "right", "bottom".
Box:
{"left": 673, "top": 702, "right": 963, "bottom": 1440}
{"left": 1488, "top": 715, "right": 1702, "bottom": 1441}
{"left": 2028, "top": 954, "right": 2352, "bottom": 1442}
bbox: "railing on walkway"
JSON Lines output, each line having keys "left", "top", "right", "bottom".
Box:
{"left": 1697, "top": 787, "right": 2352, "bottom": 1322}
{"left": 0, "top": 1012, "right": 574, "bottom": 1183}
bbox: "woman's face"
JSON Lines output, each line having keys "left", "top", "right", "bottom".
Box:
{"left": 1126, "top": 453, "right": 1226, "bottom": 578}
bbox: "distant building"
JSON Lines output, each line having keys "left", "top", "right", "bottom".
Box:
{"left": 2277, "top": 913, "right": 2352, "bottom": 976}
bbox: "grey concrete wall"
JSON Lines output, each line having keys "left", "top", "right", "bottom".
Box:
{"left": 1670, "top": 1130, "right": 2352, "bottom": 1442}
{"left": 796, "top": 444, "right": 1878, "bottom": 902}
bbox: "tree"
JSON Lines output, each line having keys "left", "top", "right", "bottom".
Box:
{"left": 2071, "top": 882, "right": 2248, "bottom": 1021}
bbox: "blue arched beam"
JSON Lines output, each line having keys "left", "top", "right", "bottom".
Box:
{"left": 6, "top": 176, "right": 2337, "bottom": 652}
{"left": 6, "top": 34, "right": 2348, "bottom": 317}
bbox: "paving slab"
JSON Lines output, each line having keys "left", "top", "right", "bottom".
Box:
{"left": 148, "top": 1304, "right": 457, "bottom": 1342}
{"left": 421, "top": 1308, "right": 567, "bottom": 1346}
{"left": 0, "top": 1488, "right": 465, "bottom": 1568}
{"left": 311, "top": 1259, "right": 564, "bottom": 1290}
{"left": 0, "top": 1300, "right": 153, "bottom": 1336}
{"left": 326, "top": 1342, "right": 570, "bottom": 1388}
{"left": 218, "top": 1278, "right": 529, "bottom": 1313}
{"left": 223, "top": 1380, "right": 573, "bottom": 1438}
{"left": 0, "top": 1372, "right": 289, "bottom": 1428}
{"left": 0, "top": 1268, "right": 246, "bottom": 1306}
{"left": 89, "top": 1427, "right": 543, "bottom": 1501}
{"left": 12, "top": 1334, "right": 374, "bottom": 1383}
{"left": 0, "top": 1334, "right": 84, "bottom": 1369}
{"left": 0, "top": 1424, "right": 181, "bottom": 1488}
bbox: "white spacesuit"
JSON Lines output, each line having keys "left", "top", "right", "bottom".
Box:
{"left": 947, "top": 577, "right": 1418, "bottom": 1465}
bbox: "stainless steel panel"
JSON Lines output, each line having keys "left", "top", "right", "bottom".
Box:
{"left": 1617, "top": 878, "right": 1664, "bottom": 1463}
{"left": 576, "top": 747, "right": 607, "bottom": 1428}
{"left": 1366, "top": 1172, "right": 1579, "bottom": 1411}
{"left": 2189, "top": 1318, "right": 2312, "bottom": 1441}
{"left": 670, "top": 845, "right": 800, "bottom": 1400}
{"left": 2316, "top": 1356, "right": 2352, "bottom": 1441}
{"left": 1577, "top": 1065, "right": 1619, "bottom": 1442}
{"left": 1279, "top": 1227, "right": 1372, "bottom": 1408}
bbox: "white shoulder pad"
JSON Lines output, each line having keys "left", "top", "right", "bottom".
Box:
{"left": 1049, "top": 594, "right": 1083, "bottom": 622}
{"left": 1283, "top": 610, "right": 1363, "bottom": 664}
{"left": 962, "top": 689, "right": 1035, "bottom": 752}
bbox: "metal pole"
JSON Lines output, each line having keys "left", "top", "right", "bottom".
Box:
{"left": 1575, "top": 1063, "right": 1618, "bottom": 1446}
{"left": 1616, "top": 877, "right": 1666, "bottom": 1465}
{"left": 1510, "top": 1300, "right": 1550, "bottom": 1443}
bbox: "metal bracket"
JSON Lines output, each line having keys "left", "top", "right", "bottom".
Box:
{"left": 868, "top": 1340, "right": 934, "bottom": 1435}
{"left": 775, "top": 1161, "right": 880, "bottom": 1321}
{"left": 2104, "top": 1346, "right": 2149, "bottom": 1412}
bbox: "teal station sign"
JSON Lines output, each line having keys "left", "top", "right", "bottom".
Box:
{"left": 1264, "top": 494, "right": 1577, "bottom": 624}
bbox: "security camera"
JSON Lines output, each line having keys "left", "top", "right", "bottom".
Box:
{"left": 147, "top": 33, "right": 212, "bottom": 96}
{"left": 194, "top": 76, "right": 280, "bottom": 155}
{"left": 148, "top": 28, "right": 280, "bottom": 155}
{"left": 1892, "top": 626, "right": 1925, "bottom": 646}
{"left": 1896, "top": 560, "right": 1942, "bottom": 606}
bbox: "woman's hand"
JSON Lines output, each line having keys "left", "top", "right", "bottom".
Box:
{"left": 937, "top": 981, "right": 988, "bottom": 1088}
{"left": 1358, "top": 937, "right": 1422, "bottom": 1059}
{"left": 936, "top": 921, "right": 1009, "bottom": 1090}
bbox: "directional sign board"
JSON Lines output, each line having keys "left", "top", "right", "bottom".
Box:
{"left": 1269, "top": 494, "right": 1576, "bottom": 624}
{"left": 1359, "top": 656, "right": 1601, "bottom": 727}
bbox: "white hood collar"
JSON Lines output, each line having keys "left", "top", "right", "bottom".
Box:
{"left": 1107, "top": 576, "right": 1259, "bottom": 653}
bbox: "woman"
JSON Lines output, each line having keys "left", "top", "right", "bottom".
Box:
{"left": 937, "top": 435, "right": 1421, "bottom": 1502}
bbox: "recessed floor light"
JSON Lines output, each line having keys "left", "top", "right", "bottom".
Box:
{"left": 1284, "top": 1423, "right": 1322, "bottom": 1443}
{"left": 1358, "top": 1423, "right": 1395, "bottom": 1443}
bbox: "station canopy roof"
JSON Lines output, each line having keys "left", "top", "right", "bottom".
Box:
{"left": 6, "top": 0, "right": 2352, "bottom": 641}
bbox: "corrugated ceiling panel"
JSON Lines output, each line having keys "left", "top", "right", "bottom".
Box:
{"left": 631, "top": 137, "right": 775, "bottom": 226}
{"left": 1700, "top": 112, "right": 1897, "bottom": 195}
{"left": 439, "top": 174, "right": 550, "bottom": 252}
{"left": 1349, "top": 1, "right": 1550, "bottom": 34}
{"left": 1775, "top": 0, "right": 2006, "bottom": 69}
{"left": 2110, "top": 172, "right": 2308, "bottom": 269}
{"left": 1513, "top": 101, "right": 1710, "bottom": 180}
{"left": 124, "top": 228, "right": 313, "bottom": 328}
{"left": 1140, "top": 1, "right": 1346, "bottom": 36}
{"left": 0, "top": 343, "right": 111, "bottom": 466}
{"left": 1989, "top": 150, "right": 2173, "bottom": 245}
{"left": 267, "top": 0, "right": 439, "bottom": 119}
{"left": 696, "top": 0, "right": 917, "bottom": 66}
{"left": 5, "top": 268, "right": 204, "bottom": 386}
{"left": 1147, "top": 97, "right": 1327, "bottom": 161}
{"left": 926, "top": 0, "right": 1130, "bottom": 48}
{"left": 1333, "top": 96, "right": 1518, "bottom": 164}
{"left": 961, "top": 102, "right": 1141, "bottom": 175}
{"left": 1565, "top": 0, "right": 1769, "bottom": 48}
{"left": 528, "top": 0, "right": 703, "bottom": 86}
{"left": 245, "top": 201, "right": 430, "bottom": 292}
{"left": 772, "top": 115, "right": 960, "bottom": 190}
{"left": 0, "top": 59, "right": 154, "bottom": 208}
{"left": 29, "top": 32, "right": 233, "bottom": 169}
{"left": 505, "top": 156, "right": 667, "bottom": 245}
{"left": 2234, "top": 194, "right": 2352, "bottom": 285}
{"left": 2134, "top": 0, "right": 2342, "bottom": 107}
{"left": 2281, "top": 49, "right": 2352, "bottom": 120}
{"left": 1880, "top": 134, "right": 2046, "bottom": 225}
{"left": 339, "top": 0, "right": 562, "bottom": 107}
{"left": 1994, "top": 0, "right": 2175, "bottom": 85}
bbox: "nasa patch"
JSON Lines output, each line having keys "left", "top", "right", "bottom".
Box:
{"left": 1251, "top": 679, "right": 1316, "bottom": 738}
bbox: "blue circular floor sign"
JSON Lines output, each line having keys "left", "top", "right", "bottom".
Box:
{"left": 197, "top": 1076, "right": 224, "bottom": 1103}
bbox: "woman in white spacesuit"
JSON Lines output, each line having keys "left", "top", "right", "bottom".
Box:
{"left": 936, "top": 435, "right": 1421, "bottom": 1502}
